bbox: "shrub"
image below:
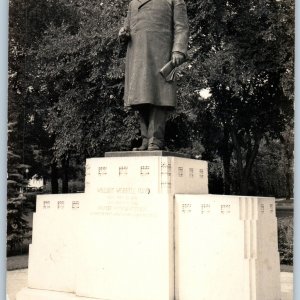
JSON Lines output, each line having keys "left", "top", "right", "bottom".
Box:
{"left": 278, "top": 217, "right": 293, "bottom": 265}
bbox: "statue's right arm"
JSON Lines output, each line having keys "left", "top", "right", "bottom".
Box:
{"left": 119, "top": 3, "right": 131, "bottom": 39}
{"left": 123, "top": 3, "right": 131, "bottom": 31}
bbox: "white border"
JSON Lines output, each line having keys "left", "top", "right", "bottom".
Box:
{"left": 0, "top": 0, "right": 8, "bottom": 297}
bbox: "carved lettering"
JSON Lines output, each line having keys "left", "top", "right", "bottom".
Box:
{"left": 43, "top": 201, "right": 50, "bottom": 209}
{"left": 199, "top": 169, "right": 204, "bottom": 178}
{"left": 58, "top": 201, "right": 64, "bottom": 209}
{"left": 140, "top": 166, "right": 150, "bottom": 176}
{"left": 98, "top": 166, "right": 107, "bottom": 176}
{"left": 72, "top": 201, "right": 80, "bottom": 209}
{"left": 201, "top": 204, "right": 210, "bottom": 214}
{"left": 178, "top": 167, "right": 183, "bottom": 177}
{"left": 182, "top": 203, "right": 192, "bottom": 214}
{"left": 86, "top": 164, "right": 91, "bottom": 176}
{"left": 97, "top": 187, "right": 151, "bottom": 194}
{"left": 221, "top": 204, "right": 231, "bottom": 214}
{"left": 161, "top": 163, "right": 171, "bottom": 175}
{"left": 92, "top": 202, "right": 154, "bottom": 217}
{"left": 119, "top": 166, "right": 128, "bottom": 176}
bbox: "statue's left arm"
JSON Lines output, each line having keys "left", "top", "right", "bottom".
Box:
{"left": 172, "top": 0, "right": 189, "bottom": 65}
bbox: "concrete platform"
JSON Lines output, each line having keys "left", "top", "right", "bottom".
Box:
{"left": 7, "top": 269, "right": 293, "bottom": 300}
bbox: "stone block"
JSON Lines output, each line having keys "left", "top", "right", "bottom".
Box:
{"left": 85, "top": 156, "right": 208, "bottom": 195}
{"left": 16, "top": 288, "right": 94, "bottom": 300}
{"left": 28, "top": 194, "right": 84, "bottom": 293}
{"left": 75, "top": 192, "right": 174, "bottom": 300}
{"left": 175, "top": 194, "right": 281, "bottom": 300}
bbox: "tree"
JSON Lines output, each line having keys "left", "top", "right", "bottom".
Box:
{"left": 11, "top": 0, "right": 294, "bottom": 197}
{"left": 7, "top": 122, "right": 31, "bottom": 251}
{"left": 175, "top": 0, "right": 294, "bottom": 195}
{"left": 9, "top": 0, "right": 81, "bottom": 193}
{"left": 30, "top": 0, "right": 139, "bottom": 165}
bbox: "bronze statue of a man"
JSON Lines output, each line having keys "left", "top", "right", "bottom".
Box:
{"left": 119, "top": 0, "right": 189, "bottom": 151}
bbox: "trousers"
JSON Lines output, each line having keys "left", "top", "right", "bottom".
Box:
{"left": 135, "top": 105, "right": 170, "bottom": 148}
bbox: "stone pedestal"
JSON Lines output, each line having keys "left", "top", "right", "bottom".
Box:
{"left": 85, "top": 153, "right": 208, "bottom": 195}
{"left": 17, "top": 152, "right": 281, "bottom": 300}
{"left": 175, "top": 195, "right": 281, "bottom": 300}
{"left": 76, "top": 193, "right": 174, "bottom": 300}
{"left": 28, "top": 194, "right": 85, "bottom": 292}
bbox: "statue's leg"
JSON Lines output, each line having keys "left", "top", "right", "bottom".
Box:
{"left": 148, "top": 106, "right": 169, "bottom": 150}
{"left": 133, "top": 105, "right": 149, "bottom": 151}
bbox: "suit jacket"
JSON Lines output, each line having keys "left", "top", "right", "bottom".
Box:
{"left": 123, "top": 0, "right": 189, "bottom": 107}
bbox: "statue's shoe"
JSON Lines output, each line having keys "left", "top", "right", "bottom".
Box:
{"left": 132, "top": 145, "right": 148, "bottom": 151}
{"left": 133, "top": 139, "right": 148, "bottom": 151}
{"left": 147, "top": 144, "right": 162, "bottom": 151}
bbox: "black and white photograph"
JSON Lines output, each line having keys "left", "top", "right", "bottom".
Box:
{"left": 6, "top": 0, "right": 294, "bottom": 299}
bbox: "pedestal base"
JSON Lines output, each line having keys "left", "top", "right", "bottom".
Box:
{"left": 16, "top": 288, "right": 94, "bottom": 300}
{"left": 16, "top": 154, "right": 281, "bottom": 300}
{"left": 175, "top": 195, "right": 281, "bottom": 300}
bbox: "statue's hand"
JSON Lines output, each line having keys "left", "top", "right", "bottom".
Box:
{"left": 172, "top": 51, "right": 185, "bottom": 67}
{"left": 119, "top": 27, "right": 130, "bottom": 43}
{"left": 118, "top": 27, "right": 126, "bottom": 36}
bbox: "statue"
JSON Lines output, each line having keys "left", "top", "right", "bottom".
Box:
{"left": 119, "top": 0, "right": 189, "bottom": 151}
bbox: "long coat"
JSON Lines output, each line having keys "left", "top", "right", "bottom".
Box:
{"left": 123, "top": 0, "right": 189, "bottom": 107}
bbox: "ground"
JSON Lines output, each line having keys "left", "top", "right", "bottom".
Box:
{"left": 6, "top": 265, "right": 293, "bottom": 300}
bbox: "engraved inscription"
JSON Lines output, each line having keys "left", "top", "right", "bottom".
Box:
{"left": 86, "top": 164, "right": 91, "bottom": 176}
{"left": 221, "top": 204, "right": 231, "bottom": 214}
{"left": 189, "top": 168, "right": 194, "bottom": 178}
{"left": 161, "top": 163, "right": 171, "bottom": 175}
{"left": 161, "top": 162, "right": 171, "bottom": 191}
{"left": 199, "top": 169, "right": 204, "bottom": 178}
{"left": 58, "top": 201, "right": 64, "bottom": 209}
{"left": 178, "top": 167, "right": 183, "bottom": 177}
{"left": 140, "top": 166, "right": 150, "bottom": 176}
{"left": 182, "top": 203, "right": 192, "bottom": 214}
{"left": 97, "top": 187, "right": 151, "bottom": 194}
{"left": 43, "top": 201, "right": 50, "bottom": 209}
{"left": 72, "top": 201, "right": 80, "bottom": 209}
{"left": 201, "top": 204, "right": 210, "bottom": 214}
{"left": 161, "top": 182, "right": 171, "bottom": 190}
{"left": 260, "top": 204, "right": 265, "bottom": 213}
{"left": 98, "top": 166, "right": 107, "bottom": 176}
{"left": 119, "top": 166, "right": 128, "bottom": 176}
{"left": 92, "top": 199, "right": 154, "bottom": 218}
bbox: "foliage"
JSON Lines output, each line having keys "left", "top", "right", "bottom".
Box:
{"left": 250, "top": 137, "right": 293, "bottom": 197}
{"left": 7, "top": 123, "right": 31, "bottom": 251}
{"left": 175, "top": 0, "right": 294, "bottom": 194}
{"left": 30, "top": 0, "right": 138, "bottom": 160}
{"left": 8, "top": 0, "right": 80, "bottom": 247}
{"left": 8, "top": 0, "right": 294, "bottom": 197}
{"left": 278, "top": 217, "right": 293, "bottom": 265}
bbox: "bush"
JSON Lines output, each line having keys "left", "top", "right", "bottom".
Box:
{"left": 278, "top": 217, "right": 293, "bottom": 265}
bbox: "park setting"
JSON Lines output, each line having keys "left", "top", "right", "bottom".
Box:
{"left": 7, "top": 0, "right": 294, "bottom": 299}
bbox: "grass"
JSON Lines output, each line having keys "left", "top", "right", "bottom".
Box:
{"left": 7, "top": 255, "right": 29, "bottom": 271}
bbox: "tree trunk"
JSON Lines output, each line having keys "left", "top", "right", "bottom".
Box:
{"left": 284, "top": 147, "right": 293, "bottom": 200}
{"left": 62, "top": 158, "right": 69, "bottom": 194}
{"left": 240, "top": 176, "right": 249, "bottom": 195}
{"left": 230, "top": 129, "right": 262, "bottom": 196}
{"left": 221, "top": 128, "right": 232, "bottom": 194}
{"left": 223, "top": 155, "right": 231, "bottom": 194}
{"left": 285, "top": 169, "right": 292, "bottom": 200}
{"left": 51, "top": 162, "right": 59, "bottom": 194}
